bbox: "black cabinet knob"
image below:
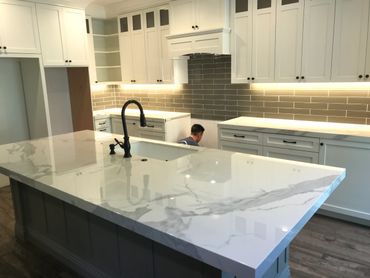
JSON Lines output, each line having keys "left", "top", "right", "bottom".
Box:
{"left": 251, "top": 77, "right": 255, "bottom": 80}
{"left": 296, "top": 76, "right": 299, "bottom": 79}
{"left": 192, "top": 25, "right": 195, "bottom": 29}
{"left": 65, "top": 60, "right": 68, "bottom": 63}
{"left": 160, "top": 79, "right": 163, "bottom": 82}
{"left": 0, "top": 46, "right": 2, "bottom": 49}
{"left": 3, "top": 46, "right": 6, "bottom": 50}
{"left": 95, "top": 81, "right": 98, "bottom": 83}
{"left": 301, "top": 76, "right": 305, "bottom": 79}
{"left": 320, "top": 142, "right": 324, "bottom": 146}
{"left": 247, "top": 77, "right": 250, "bottom": 80}
{"left": 366, "top": 74, "right": 369, "bottom": 78}
{"left": 69, "top": 60, "right": 72, "bottom": 63}
{"left": 195, "top": 25, "right": 199, "bottom": 29}
{"left": 359, "top": 74, "right": 363, "bottom": 78}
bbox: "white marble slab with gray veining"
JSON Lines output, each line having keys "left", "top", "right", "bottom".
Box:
{"left": 219, "top": 117, "right": 370, "bottom": 143}
{"left": 0, "top": 131, "right": 345, "bottom": 277}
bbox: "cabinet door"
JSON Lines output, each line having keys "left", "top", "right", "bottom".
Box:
{"left": 36, "top": 4, "right": 65, "bottom": 66}
{"left": 363, "top": 4, "right": 370, "bottom": 81}
{"left": 263, "top": 147, "right": 319, "bottom": 163}
{"left": 145, "top": 9, "right": 162, "bottom": 83}
{"left": 62, "top": 8, "right": 88, "bottom": 66}
{"left": 231, "top": 0, "right": 253, "bottom": 83}
{"left": 319, "top": 140, "right": 370, "bottom": 221}
{"left": 252, "top": 0, "right": 276, "bottom": 82}
{"left": 196, "top": 0, "right": 225, "bottom": 31}
{"left": 131, "top": 13, "right": 147, "bottom": 83}
{"left": 331, "top": 0, "right": 369, "bottom": 82}
{"left": 119, "top": 15, "right": 134, "bottom": 83}
{"left": 301, "top": 0, "right": 335, "bottom": 82}
{"left": 0, "top": 1, "right": 40, "bottom": 54}
{"left": 169, "top": 0, "right": 195, "bottom": 34}
{"left": 159, "top": 8, "right": 173, "bottom": 83}
{"left": 275, "top": 0, "right": 304, "bottom": 82}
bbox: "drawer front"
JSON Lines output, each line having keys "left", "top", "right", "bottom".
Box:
{"left": 219, "top": 140, "right": 263, "bottom": 155}
{"left": 219, "top": 128, "right": 263, "bottom": 145}
{"left": 263, "top": 134, "right": 320, "bottom": 152}
{"left": 263, "top": 147, "right": 319, "bottom": 164}
{"left": 138, "top": 130, "right": 165, "bottom": 141}
{"left": 96, "top": 126, "right": 111, "bottom": 133}
{"left": 94, "top": 118, "right": 111, "bottom": 129}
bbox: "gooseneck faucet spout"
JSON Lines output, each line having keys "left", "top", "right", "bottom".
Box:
{"left": 120, "top": 100, "right": 147, "bottom": 158}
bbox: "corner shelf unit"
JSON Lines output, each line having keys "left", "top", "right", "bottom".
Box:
{"left": 92, "top": 18, "right": 122, "bottom": 82}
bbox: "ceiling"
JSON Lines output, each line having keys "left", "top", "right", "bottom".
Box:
{"left": 89, "top": 0, "right": 123, "bottom": 5}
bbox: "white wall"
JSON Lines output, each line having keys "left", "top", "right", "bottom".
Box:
{"left": 44, "top": 68, "right": 74, "bottom": 135}
{"left": 191, "top": 118, "right": 219, "bottom": 149}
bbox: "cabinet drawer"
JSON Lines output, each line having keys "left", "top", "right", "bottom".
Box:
{"left": 94, "top": 118, "right": 111, "bottom": 129}
{"left": 96, "top": 126, "right": 111, "bottom": 133}
{"left": 263, "top": 134, "right": 320, "bottom": 152}
{"left": 219, "top": 128, "right": 263, "bottom": 145}
{"left": 139, "top": 121, "right": 165, "bottom": 133}
{"left": 263, "top": 147, "right": 319, "bottom": 164}
{"left": 219, "top": 140, "right": 263, "bottom": 155}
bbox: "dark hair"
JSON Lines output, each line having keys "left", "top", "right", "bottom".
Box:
{"left": 191, "top": 124, "right": 205, "bottom": 135}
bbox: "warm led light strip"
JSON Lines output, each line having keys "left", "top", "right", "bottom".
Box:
{"left": 251, "top": 82, "right": 370, "bottom": 90}
{"left": 120, "top": 83, "right": 183, "bottom": 91}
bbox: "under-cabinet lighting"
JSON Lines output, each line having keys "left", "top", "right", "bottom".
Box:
{"left": 91, "top": 83, "right": 108, "bottom": 92}
{"left": 120, "top": 83, "right": 183, "bottom": 91}
{"left": 251, "top": 82, "right": 370, "bottom": 90}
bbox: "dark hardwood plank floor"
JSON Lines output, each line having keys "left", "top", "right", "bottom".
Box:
{"left": 0, "top": 185, "right": 369, "bottom": 278}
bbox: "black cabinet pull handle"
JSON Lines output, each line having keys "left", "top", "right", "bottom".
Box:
{"left": 283, "top": 140, "right": 297, "bottom": 144}
{"left": 95, "top": 81, "right": 98, "bottom": 83}
{"left": 301, "top": 76, "right": 304, "bottom": 79}
{"left": 132, "top": 122, "right": 136, "bottom": 125}
{"left": 366, "top": 74, "right": 369, "bottom": 78}
{"left": 147, "top": 124, "right": 155, "bottom": 128}
{"left": 296, "top": 76, "right": 299, "bottom": 79}
{"left": 359, "top": 74, "right": 363, "bottom": 78}
{"left": 233, "top": 134, "right": 245, "bottom": 138}
{"left": 100, "top": 128, "right": 106, "bottom": 132}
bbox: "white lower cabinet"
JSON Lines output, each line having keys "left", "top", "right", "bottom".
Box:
{"left": 218, "top": 125, "right": 370, "bottom": 224}
{"left": 107, "top": 114, "right": 189, "bottom": 143}
{"left": 319, "top": 139, "right": 370, "bottom": 222}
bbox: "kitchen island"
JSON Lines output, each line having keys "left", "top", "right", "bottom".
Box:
{"left": 0, "top": 131, "right": 345, "bottom": 278}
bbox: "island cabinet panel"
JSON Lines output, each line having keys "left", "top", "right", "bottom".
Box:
{"left": 44, "top": 196, "right": 67, "bottom": 245}
{"left": 64, "top": 205, "right": 92, "bottom": 260}
{"left": 22, "top": 186, "right": 47, "bottom": 234}
{"left": 89, "top": 215, "right": 121, "bottom": 277}
{"left": 118, "top": 227, "right": 154, "bottom": 278}
{"left": 153, "top": 243, "right": 221, "bottom": 278}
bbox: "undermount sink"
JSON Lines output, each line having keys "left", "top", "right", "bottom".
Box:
{"left": 120, "top": 141, "right": 198, "bottom": 161}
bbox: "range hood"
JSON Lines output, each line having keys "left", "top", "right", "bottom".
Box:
{"left": 167, "top": 28, "right": 231, "bottom": 58}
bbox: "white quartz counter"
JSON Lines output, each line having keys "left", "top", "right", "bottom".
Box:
{"left": 219, "top": 117, "right": 370, "bottom": 142}
{"left": 93, "top": 108, "right": 190, "bottom": 121}
{"left": 0, "top": 131, "right": 345, "bottom": 277}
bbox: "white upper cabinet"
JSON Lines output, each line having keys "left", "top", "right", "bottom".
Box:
{"left": 275, "top": 0, "right": 304, "bottom": 82}
{"left": 331, "top": 0, "right": 370, "bottom": 82}
{"left": 62, "top": 8, "right": 89, "bottom": 66}
{"left": 301, "top": 0, "right": 335, "bottom": 82}
{"left": 0, "top": 1, "right": 40, "bottom": 54}
{"left": 144, "top": 9, "right": 162, "bottom": 83}
{"left": 231, "top": 0, "right": 275, "bottom": 83}
{"left": 159, "top": 7, "right": 173, "bottom": 83}
{"left": 169, "top": 0, "right": 229, "bottom": 35}
{"left": 36, "top": 4, "right": 88, "bottom": 67}
{"left": 231, "top": 0, "right": 252, "bottom": 83}
{"left": 252, "top": 0, "right": 276, "bottom": 82}
{"left": 119, "top": 12, "right": 147, "bottom": 83}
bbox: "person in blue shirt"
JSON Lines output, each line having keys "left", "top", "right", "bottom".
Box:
{"left": 178, "top": 124, "right": 205, "bottom": 146}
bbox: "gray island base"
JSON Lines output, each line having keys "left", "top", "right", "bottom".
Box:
{"left": 11, "top": 178, "right": 289, "bottom": 278}
{"left": 0, "top": 131, "right": 345, "bottom": 278}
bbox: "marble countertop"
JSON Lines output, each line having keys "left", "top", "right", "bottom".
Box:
{"left": 219, "top": 117, "right": 370, "bottom": 142}
{"left": 0, "top": 131, "right": 345, "bottom": 277}
{"left": 93, "top": 108, "right": 190, "bottom": 121}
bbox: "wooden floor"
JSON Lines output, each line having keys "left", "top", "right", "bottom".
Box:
{"left": 0, "top": 185, "right": 369, "bottom": 278}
